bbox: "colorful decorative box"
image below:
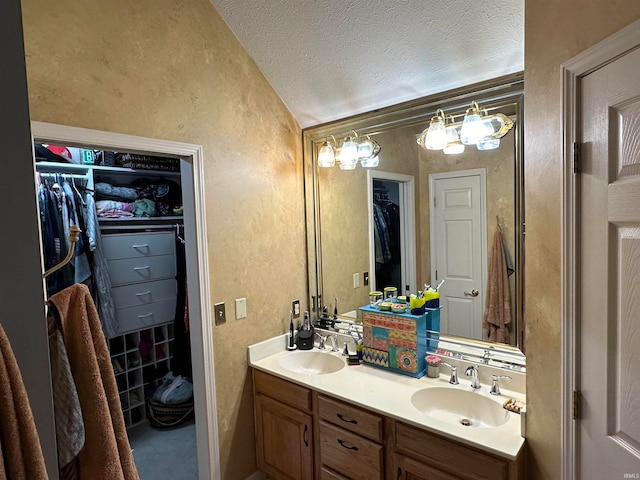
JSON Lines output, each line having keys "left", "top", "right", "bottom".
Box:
{"left": 359, "top": 305, "right": 440, "bottom": 378}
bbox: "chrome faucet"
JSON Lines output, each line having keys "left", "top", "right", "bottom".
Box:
{"left": 489, "top": 374, "right": 512, "bottom": 396}
{"left": 440, "top": 362, "right": 459, "bottom": 385}
{"left": 326, "top": 335, "right": 339, "bottom": 352}
{"left": 316, "top": 332, "right": 339, "bottom": 352}
{"left": 465, "top": 365, "right": 481, "bottom": 389}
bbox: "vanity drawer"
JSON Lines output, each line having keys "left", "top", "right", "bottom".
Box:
{"left": 319, "top": 420, "right": 383, "bottom": 480}
{"left": 111, "top": 278, "right": 177, "bottom": 310}
{"left": 395, "top": 422, "right": 509, "bottom": 480}
{"left": 107, "top": 255, "right": 176, "bottom": 286}
{"left": 102, "top": 231, "right": 175, "bottom": 260}
{"left": 317, "top": 394, "right": 383, "bottom": 443}
{"left": 253, "top": 369, "right": 312, "bottom": 413}
{"left": 320, "top": 466, "right": 350, "bottom": 480}
{"left": 116, "top": 297, "right": 177, "bottom": 334}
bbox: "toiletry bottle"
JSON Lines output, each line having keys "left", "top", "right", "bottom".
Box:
{"left": 303, "top": 311, "right": 310, "bottom": 331}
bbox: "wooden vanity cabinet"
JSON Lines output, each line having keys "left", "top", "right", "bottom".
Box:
{"left": 315, "top": 394, "right": 384, "bottom": 480}
{"left": 252, "top": 369, "right": 525, "bottom": 480}
{"left": 253, "top": 370, "right": 314, "bottom": 480}
{"left": 392, "top": 422, "right": 525, "bottom": 480}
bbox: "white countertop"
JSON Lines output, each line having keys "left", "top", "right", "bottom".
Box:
{"left": 248, "top": 334, "right": 526, "bottom": 461}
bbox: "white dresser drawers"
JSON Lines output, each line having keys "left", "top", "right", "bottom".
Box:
{"left": 103, "top": 231, "right": 178, "bottom": 335}
{"left": 102, "top": 231, "right": 175, "bottom": 260}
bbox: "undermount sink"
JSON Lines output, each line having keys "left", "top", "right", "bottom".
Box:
{"left": 411, "top": 387, "right": 510, "bottom": 428}
{"left": 279, "top": 350, "right": 345, "bottom": 375}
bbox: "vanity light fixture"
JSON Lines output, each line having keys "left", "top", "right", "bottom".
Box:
{"left": 318, "top": 131, "right": 381, "bottom": 169}
{"left": 318, "top": 135, "right": 337, "bottom": 167}
{"left": 417, "top": 101, "right": 514, "bottom": 154}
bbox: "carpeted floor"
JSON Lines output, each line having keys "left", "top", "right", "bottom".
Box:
{"left": 129, "top": 420, "right": 198, "bottom": 479}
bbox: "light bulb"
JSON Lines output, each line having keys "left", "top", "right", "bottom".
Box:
{"left": 444, "top": 142, "right": 465, "bottom": 154}
{"left": 477, "top": 138, "right": 500, "bottom": 150}
{"left": 360, "top": 154, "right": 379, "bottom": 168}
{"left": 338, "top": 137, "right": 358, "bottom": 168}
{"left": 357, "top": 139, "right": 374, "bottom": 159}
{"left": 424, "top": 112, "right": 448, "bottom": 150}
{"left": 317, "top": 141, "right": 335, "bottom": 167}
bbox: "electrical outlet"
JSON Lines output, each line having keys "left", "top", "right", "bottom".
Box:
{"left": 364, "top": 272, "right": 369, "bottom": 286}
{"left": 353, "top": 272, "right": 360, "bottom": 288}
{"left": 235, "top": 298, "right": 247, "bottom": 319}
{"left": 214, "top": 302, "right": 226, "bottom": 325}
{"left": 292, "top": 299, "right": 301, "bottom": 318}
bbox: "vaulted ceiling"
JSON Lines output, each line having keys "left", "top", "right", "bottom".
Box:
{"left": 210, "top": 1, "right": 524, "bottom": 128}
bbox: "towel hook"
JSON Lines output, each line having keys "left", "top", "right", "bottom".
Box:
{"left": 43, "top": 225, "right": 81, "bottom": 278}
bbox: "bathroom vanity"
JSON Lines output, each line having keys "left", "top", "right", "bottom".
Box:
{"left": 249, "top": 337, "right": 526, "bottom": 480}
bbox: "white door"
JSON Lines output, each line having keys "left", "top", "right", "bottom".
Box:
{"left": 430, "top": 170, "right": 487, "bottom": 340}
{"left": 577, "top": 41, "right": 640, "bottom": 477}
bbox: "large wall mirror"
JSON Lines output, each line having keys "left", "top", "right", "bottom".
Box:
{"left": 303, "top": 73, "right": 525, "bottom": 363}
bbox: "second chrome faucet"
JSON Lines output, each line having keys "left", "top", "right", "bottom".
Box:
{"left": 465, "top": 365, "right": 481, "bottom": 389}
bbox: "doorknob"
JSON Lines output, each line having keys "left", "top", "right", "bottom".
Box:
{"left": 464, "top": 289, "right": 479, "bottom": 297}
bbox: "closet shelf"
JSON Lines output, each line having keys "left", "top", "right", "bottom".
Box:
{"left": 35, "top": 161, "right": 181, "bottom": 177}
{"left": 98, "top": 216, "right": 184, "bottom": 223}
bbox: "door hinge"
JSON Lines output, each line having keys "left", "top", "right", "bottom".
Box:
{"left": 573, "top": 142, "right": 581, "bottom": 174}
{"left": 434, "top": 196, "right": 437, "bottom": 208}
{"left": 435, "top": 270, "right": 438, "bottom": 282}
{"left": 573, "top": 390, "right": 582, "bottom": 420}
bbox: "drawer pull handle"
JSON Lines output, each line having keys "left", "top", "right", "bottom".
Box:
{"left": 337, "top": 413, "right": 358, "bottom": 424}
{"left": 133, "top": 266, "right": 151, "bottom": 271}
{"left": 303, "top": 424, "right": 309, "bottom": 447}
{"left": 135, "top": 291, "right": 153, "bottom": 297}
{"left": 337, "top": 439, "right": 358, "bottom": 451}
{"left": 137, "top": 313, "right": 154, "bottom": 319}
{"left": 132, "top": 244, "right": 149, "bottom": 249}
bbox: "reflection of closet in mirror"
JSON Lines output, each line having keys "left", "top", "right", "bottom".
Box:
{"left": 372, "top": 182, "right": 401, "bottom": 292}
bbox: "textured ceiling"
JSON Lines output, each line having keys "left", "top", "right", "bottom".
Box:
{"left": 209, "top": 1, "right": 523, "bottom": 129}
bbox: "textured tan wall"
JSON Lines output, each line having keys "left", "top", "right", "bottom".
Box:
{"left": 524, "top": 3, "right": 640, "bottom": 479}
{"left": 21, "top": 1, "right": 305, "bottom": 478}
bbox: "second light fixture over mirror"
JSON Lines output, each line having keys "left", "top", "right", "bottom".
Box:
{"left": 417, "top": 101, "right": 515, "bottom": 154}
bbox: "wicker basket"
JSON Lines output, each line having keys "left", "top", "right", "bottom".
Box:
{"left": 147, "top": 397, "right": 194, "bottom": 429}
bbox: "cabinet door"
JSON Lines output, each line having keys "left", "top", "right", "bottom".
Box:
{"left": 255, "top": 393, "right": 313, "bottom": 480}
{"left": 395, "top": 454, "right": 461, "bottom": 480}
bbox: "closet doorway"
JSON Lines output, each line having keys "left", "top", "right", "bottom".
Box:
{"left": 367, "top": 170, "right": 416, "bottom": 297}
{"left": 31, "top": 121, "right": 220, "bottom": 480}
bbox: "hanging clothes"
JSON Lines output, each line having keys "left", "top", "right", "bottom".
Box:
{"left": 48, "top": 284, "right": 139, "bottom": 480}
{"left": 172, "top": 229, "right": 192, "bottom": 378}
{"left": 84, "top": 193, "right": 119, "bottom": 339}
{"left": 0, "top": 323, "right": 49, "bottom": 479}
{"left": 482, "top": 231, "right": 513, "bottom": 343}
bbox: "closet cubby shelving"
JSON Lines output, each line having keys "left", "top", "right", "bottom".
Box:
{"left": 109, "top": 322, "right": 175, "bottom": 428}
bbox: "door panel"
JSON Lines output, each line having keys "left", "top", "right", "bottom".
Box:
{"left": 431, "top": 172, "right": 486, "bottom": 341}
{"left": 579, "top": 43, "right": 640, "bottom": 477}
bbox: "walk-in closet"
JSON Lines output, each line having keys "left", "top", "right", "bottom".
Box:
{"left": 36, "top": 141, "right": 199, "bottom": 479}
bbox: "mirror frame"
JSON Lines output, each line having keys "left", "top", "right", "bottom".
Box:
{"left": 303, "top": 72, "right": 525, "bottom": 356}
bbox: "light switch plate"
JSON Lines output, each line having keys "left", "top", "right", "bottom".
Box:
{"left": 353, "top": 272, "right": 360, "bottom": 288}
{"left": 292, "top": 299, "right": 301, "bottom": 318}
{"left": 235, "top": 298, "right": 247, "bottom": 319}
{"left": 214, "top": 302, "right": 226, "bottom": 325}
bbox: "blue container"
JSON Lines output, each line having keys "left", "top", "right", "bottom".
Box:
{"left": 359, "top": 305, "right": 441, "bottom": 378}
